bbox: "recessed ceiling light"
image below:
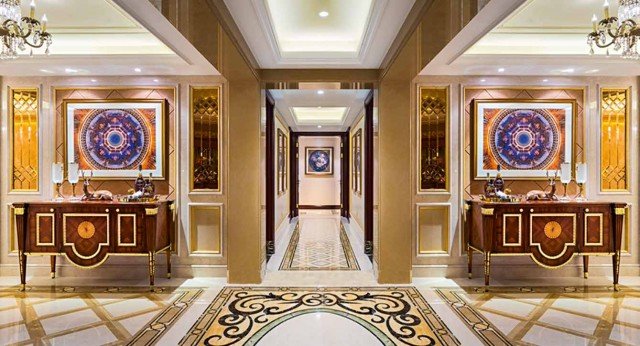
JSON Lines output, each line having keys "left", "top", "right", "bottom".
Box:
{"left": 542, "top": 79, "right": 549, "bottom": 82}
{"left": 40, "top": 69, "right": 53, "bottom": 73}
{"left": 498, "top": 68, "right": 505, "bottom": 73}
{"left": 65, "top": 68, "right": 78, "bottom": 73}
{"left": 318, "top": 11, "right": 329, "bottom": 18}
{"left": 480, "top": 79, "right": 486, "bottom": 82}
{"left": 317, "top": 125, "right": 322, "bottom": 128}
{"left": 90, "top": 79, "right": 97, "bottom": 83}
{"left": 586, "top": 69, "right": 599, "bottom": 73}
{"left": 561, "top": 68, "right": 575, "bottom": 73}
{"left": 153, "top": 79, "right": 159, "bottom": 82}
{"left": 134, "top": 67, "right": 142, "bottom": 73}
{"left": 317, "top": 90, "right": 324, "bottom": 95}
{"left": 317, "top": 106, "right": 322, "bottom": 109}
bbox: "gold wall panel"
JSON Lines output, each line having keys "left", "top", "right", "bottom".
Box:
{"left": 10, "top": 88, "right": 39, "bottom": 192}
{"left": 418, "top": 86, "right": 448, "bottom": 192}
{"left": 600, "top": 88, "right": 629, "bottom": 191}
{"left": 190, "top": 86, "right": 221, "bottom": 192}
{"left": 8, "top": 205, "right": 17, "bottom": 253}
{"left": 189, "top": 204, "right": 222, "bottom": 255}
{"left": 417, "top": 205, "right": 449, "bottom": 255}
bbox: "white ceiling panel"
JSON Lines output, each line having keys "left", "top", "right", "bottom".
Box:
{"left": 224, "top": 0, "right": 415, "bottom": 68}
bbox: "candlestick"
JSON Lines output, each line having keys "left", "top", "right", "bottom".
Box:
{"left": 68, "top": 162, "right": 80, "bottom": 200}
{"left": 575, "top": 162, "right": 587, "bottom": 201}
{"left": 604, "top": 0, "right": 610, "bottom": 19}
{"left": 51, "top": 162, "right": 65, "bottom": 201}
{"left": 42, "top": 14, "right": 47, "bottom": 31}
{"left": 30, "top": 0, "right": 35, "bottom": 19}
{"left": 592, "top": 14, "right": 598, "bottom": 31}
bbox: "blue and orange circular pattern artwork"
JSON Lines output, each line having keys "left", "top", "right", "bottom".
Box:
{"left": 487, "top": 109, "right": 562, "bottom": 170}
{"left": 77, "top": 109, "right": 153, "bottom": 170}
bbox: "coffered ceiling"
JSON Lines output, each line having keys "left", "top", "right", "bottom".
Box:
{"left": 224, "top": 0, "right": 415, "bottom": 68}
{"left": 422, "top": 0, "right": 640, "bottom": 76}
{"left": 0, "top": 0, "right": 217, "bottom": 76}
{"left": 270, "top": 89, "right": 370, "bottom": 132}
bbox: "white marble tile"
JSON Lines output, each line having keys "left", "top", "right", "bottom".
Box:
{"left": 622, "top": 297, "right": 640, "bottom": 309}
{"left": 481, "top": 298, "right": 537, "bottom": 318}
{"left": 40, "top": 308, "right": 101, "bottom": 335}
{"left": 102, "top": 298, "right": 157, "bottom": 318}
{"left": 539, "top": 309, "right": 599, "bottom": 335}
{"left": 256, "top": 311, "right": 383, "bottom": 346}
{"left": 418, "top": 288, "right": 484, "bottom": 345}
{"left": 32, "top": 298, "right": 87, "bottom": 317}
{"left": 119, "top": 310, "right": 158, "bottom": 335}
{"left": 0, "top": 307, "right": 23, "bottom": 326}
{"left": 522, "top": 325, "right": 591, "bottom": 346}
{"left": 616, "top": 308, "right": 640, "bottom": 326}
{"left": 0, "top": 297, "right": 17, "bottom": 309}
{"left": 609, "top": 323, "right": 640, "bottom": 345}
{"left": 0, "top": 323, "right": 30, "bottom": 345}
{"left": 480, "top": 311, "right": 521, "bottom": 336}
{"left": 551, "top": 298, "right": 606, "bottom": 317}
{"left": 47, "top": 325, "right": 117, "bottom": 346}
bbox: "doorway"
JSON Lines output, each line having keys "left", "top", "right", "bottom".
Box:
{"left": 263, "top": 88, "right": 373, "bottom": 274}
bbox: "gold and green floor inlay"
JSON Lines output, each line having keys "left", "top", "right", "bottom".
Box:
{"left": 180, "top": 286, "right": 459, "bottom": 345}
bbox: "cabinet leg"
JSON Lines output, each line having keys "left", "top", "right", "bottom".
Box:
{"left": 583, "top": 255, "right": 589, "bottom": 279}
{"left": 467, "top": 245, "right": 473, "bottom": 279}
{"left": 18, "top": 251, "right": 26, "bottom": 291}
{"left": 484, "top": 252, "right": 491, "bottom": 288}
{"left": 166, "top": 247, "right": 172, "bottom": 279}
{"left": 613, "top": 250, "right": 621, "bottom": 291}
{"left": 50, "top": 256, "right": 56, "bottom": 279}
{"left": 148, "top": 252, "right": 156, "bottom": 287}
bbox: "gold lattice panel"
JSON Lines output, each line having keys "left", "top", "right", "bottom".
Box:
{"left": 419, "top": 87, "right": 448, "bottom": 191}
{"left": 600, "top": 88, "right": 629, "bottom": 191}
{"left": 10, "top": 89, "right": 39, "bottom": 192}
{"left": 190, "top": 86, "right": 220, "bottom": 191}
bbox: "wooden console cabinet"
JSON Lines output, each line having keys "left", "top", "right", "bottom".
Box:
{"left": 13, "top": 200, "right": 175, "bottom": 290}
{"left": 464, "top": 199, "right": 626, "bottom": 290}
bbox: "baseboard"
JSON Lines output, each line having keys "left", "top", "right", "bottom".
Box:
{"left": 298, "top": 205, "right": 340, "bottom": 210}
{"left": 412, "top": 263, "right": 640, "bottom": 278}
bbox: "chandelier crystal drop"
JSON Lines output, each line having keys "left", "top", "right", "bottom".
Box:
{"left": 0, "top": 0, "right": 52, "bottom": 60}
{"left": 587, "top": 0, "right": 640, "bottom": 59}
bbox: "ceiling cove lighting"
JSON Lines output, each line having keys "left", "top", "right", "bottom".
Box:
{"left": 134, "top": 67, "right": 142, "bottom": 73}
{"left": 317, "top": 90, "right": 324, "bottom": 95}
{"left": 498, "top": 68, "right": 505, "bottom": 73}
{"left": 318, "top": 11, "right": 329, "bottom": 18}
{"left": 0, "top": 0, "right": 52, "bottom": 59}
{"left": 588, "top": 0, "right": 640, "bottom": 59}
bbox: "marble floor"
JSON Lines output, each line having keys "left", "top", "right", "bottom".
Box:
{"left": 0, "top": 215, "right": 638, "bottom": 345}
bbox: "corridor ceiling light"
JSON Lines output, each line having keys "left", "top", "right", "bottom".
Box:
{"left": 0, "top": 0, "right": 52, "bottom": 59}
{"left": 480, "top": 79, "right": 486, "bottom": 82}
{"left": 64, "top": 67, "right": 77, "bottom": 73}
{"left": 561, "top": 68, "right": 575, "bottom": 73}
{"left": 543, "top": 79, "right": 549, "bottom": 82}
{"left": 134, "top": 67, "right": 142, "bottom": 72}
{"left": 90, "top": 79, "right": 97, "bottom": 82}
{"left": 318, "top": 11, "right": 329, "bottom": 18}
{"left": 588, "top": 0, "right": 640, "bottom": 59}
{"left": 317, "top": 90, "right": 324, "bottom": 95}
{"left": 318, "top": 125, "right": 322, "bottom": 128}
{"left": 498, "top": 68, "right": 505, "bottom": 73}
{"left": 291, "top": 107, "right": 349, "bottom": 125}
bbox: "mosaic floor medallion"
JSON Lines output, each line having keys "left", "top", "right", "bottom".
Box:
{"left": 180, "top": 287, "right": 459, "bottom": 345}
{"left": 279, "top": 222, "right": 360, "bottom": 271}
{"left": 436, "top": 285, "right": 640, "bottom": 346}
{"left": 0, "top": 285, "right": 202, "bottom": 346}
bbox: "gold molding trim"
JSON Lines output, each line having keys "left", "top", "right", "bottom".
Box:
{"left": 14, "top": 207, "right": 25, "bottom": 216}
{"left": 481, "top": 208, "right": 494, "bottom": 216}
{"left": 615, "top": 207, "right": 626, "bottom": 215}
{"left": 189, "top": 85, "right": 222, "bottom": 193}
{"left": 502, "top": 214, "right": 522, "bottom": 247}
{"left": 36, "top": 213, "right": 55, "bottom": 247}
{"left": 145, "top": 208, "right": 159, "bottom": 216}
{"left": 584, "top": 213, "right": 604, "bottom": 247}
{"left": 117, "top": 214, "right": 137, "bottom": 247}
{"left": 600, "top": 87, "right": 631, "bottom": 192}
{"left": 416, "top": 204, "right": 450, "bottom": 255}
{"left": 529, "top": 213, "right": 577, "bottom": 260}
{"left": 417, "top": 85, "right": 450, "bottom": 193}
{"left": 62, "top": 213, "right": 110, "bottom": 260}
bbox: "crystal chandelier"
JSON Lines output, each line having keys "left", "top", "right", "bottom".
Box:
{"left": 588, "top": 0, "right": 640, "bottom": 59}
{"left": 0, "top": 0, "right": 51, "bottom": 60}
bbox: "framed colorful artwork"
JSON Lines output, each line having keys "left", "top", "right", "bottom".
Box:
{"left": 305, "top": 147, "right": 333, "bottom": 175}
{"left": 473, "top": 100, "right": 575, "bottom": 179}
{"left": 277, "top": 128, "right": 287, "bottom": 194}
{"left": 64, "top": 100, "right": 166, "bottom": 179}
{"left": 352, "top": 129, "right": 362, "bottom": 195}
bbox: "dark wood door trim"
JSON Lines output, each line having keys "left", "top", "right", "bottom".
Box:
{"left": 265, "top": 92, "right": 275, "bottom": 257}
{"left": 364, "top": 91, "right": 374, "bottom": 260}
{"left": 289, "top": 131, "right": 299, "bottom": 218}
{"left": 341, "top": 131, "right": 350, "bottom": 219}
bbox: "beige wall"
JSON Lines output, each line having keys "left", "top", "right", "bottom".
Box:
{"left": 0, "top": 75, "right": 228, "bottom": 278}
{"left": 274, "top": 112, "right": 290, "bottom": 231}
{"left": 349, "top": 113, "right": 365, "bottom": 237}
{"left": 298, "top": 136, "right": 341, "bottom": 206}
{"left": 412, "top": 75, "right": 640, "bottom": 278}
